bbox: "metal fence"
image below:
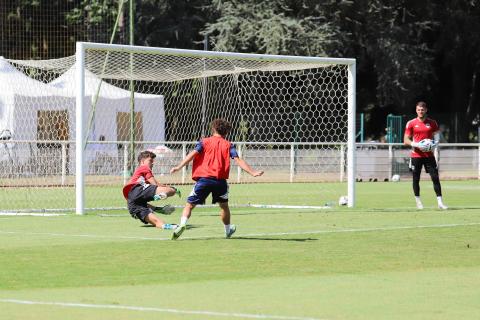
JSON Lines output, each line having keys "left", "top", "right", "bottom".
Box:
{"left": 356, "top": 142, "right": 480, "bottom": 181}
{"left": 0, "top": 141, "right": 478, "bottom": 186}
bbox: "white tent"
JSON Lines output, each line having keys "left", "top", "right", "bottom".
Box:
{"left": 0, "top": 57, "right": 74, "bottom": 142}
{"left": 50, "top": 66, "right": 166, "bottom": 144}
{"left": 0, "top": 57, "right": 166, "bottom": 167}
{"left": 0, "top": 57, "right": 76, "bottom": 163}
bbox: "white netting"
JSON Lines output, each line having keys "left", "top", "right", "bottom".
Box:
{"left": 0, "top": 46, "right": 352, "bottom": 213}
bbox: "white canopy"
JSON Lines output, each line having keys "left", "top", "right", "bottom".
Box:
{"left": 0, "top": 57, "right": 73, "bottom": 141}
{"left": 50, "top": 65, "right": 166, "bottom": 143}
{"left": 0, "top": 57, "right": 166, "bottom": 166}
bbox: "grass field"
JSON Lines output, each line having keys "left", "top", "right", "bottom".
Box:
{"left": 1, "top": 180, "right": 480, "bottom": 319}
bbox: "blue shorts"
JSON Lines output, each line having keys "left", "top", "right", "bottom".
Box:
{"left": 187, "top": 177, "right": 229, "bottom": 205}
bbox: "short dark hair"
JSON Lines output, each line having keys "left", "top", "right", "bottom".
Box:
{"left": 416, "top": 101, "right": 427, "bottom": 108}
{"left": 211, "top": 118, "right": 232, "bottom": 137}
{"left": 138, "top": 150, "right": 156, "bottom": 163}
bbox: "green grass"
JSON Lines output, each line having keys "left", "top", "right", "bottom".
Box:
{"left": 1, "top": 180, "right": 480, "bottom": 319}
{"left": 2, "top": 179, "right": 479, "bottom": 211}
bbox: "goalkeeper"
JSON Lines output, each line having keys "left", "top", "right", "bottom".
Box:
{"left": 122, "top": 150, "right": 181, "bottom": 229}
{"left": 404, "top": 101, "right": 447, "bottom": 210}
{"left": 169, "top": 118, "right": 264, "bottom": 240}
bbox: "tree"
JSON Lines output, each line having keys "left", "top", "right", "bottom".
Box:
{"left": 431, "top": 0, "right": 480, "bottom": 141}
{"left": 66, "top": 0, "right": 211, "bottom": 50}
{"left": 202, "top": 0, "right": 340, "bottom": 55}
{"left": 0, "top": 0, "right": 82, "bottom": 59}
{"left": 134, "top": 0, "right": 210, "bottom": 49}
{"left": 202, "top": 0, "right": 439, "bottom": 139}
{"left": 66, "top": 0, "right": 124, "bottom": 45}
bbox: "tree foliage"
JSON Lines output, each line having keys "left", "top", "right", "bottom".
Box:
{"left": 432, "top": 0, "right": 480, "bottom": 140}
{"left": 203, "top": 0, "right": 340, "bottom": 56}
{"left": 0, "top": 0, "right": 479, "bottom": 141}
{"left": 134, "top": 0, "right": 210, "bottom": 49}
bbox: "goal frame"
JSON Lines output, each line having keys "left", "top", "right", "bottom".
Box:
{"left": 75, "top": 41, "right": 356, "bottom": 214}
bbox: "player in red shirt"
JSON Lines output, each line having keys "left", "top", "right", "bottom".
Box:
{"left": 404, "top": 101, "right": 447, "bottom": 210}
{"left": 169, "top": 119, "right": 264, "bottom": 240}
{"left": 122, "top": 150, "right": 181, "bottom": 229}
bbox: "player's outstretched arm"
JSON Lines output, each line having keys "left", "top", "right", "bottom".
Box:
{"left": 234, "top": 157, "right": 264, "bottom": 177}
{"left": 170, "top": 150, "right": 198, "bottom": 174}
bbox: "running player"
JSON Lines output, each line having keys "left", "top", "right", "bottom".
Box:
{"left": 170, "top": 119, "right": 264, "bottom": 240}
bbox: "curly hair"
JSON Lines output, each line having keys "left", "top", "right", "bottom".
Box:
{"left": 211, "top": 118, "right": 232, "bottom": 137}
{"left": 137, "top": 150, "right": 156, "bottom": 163}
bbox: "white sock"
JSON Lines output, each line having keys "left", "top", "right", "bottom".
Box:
{"left": 224, "top": 224, "right": 230, "bottom": 233}
{"left": 437, "top": 196, "right": 444, "bottom": 204}
{"left": 180, "top": 216, "right": 188, "bottom": 226}
{"left": 415, "top": 196, "right": 422, "bottom": 203}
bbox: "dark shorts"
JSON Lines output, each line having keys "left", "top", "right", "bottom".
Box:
{"left": 127, "top": 184, "right": 157, "bottom": 224}
{"left": 187, "top": 177, "right": 229, "bottom": 205}
{"left": 410, "top": 157, "right": 438, "bottom": 175}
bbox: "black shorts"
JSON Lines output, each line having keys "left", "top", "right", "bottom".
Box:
{"left": 410, "top": 157, "right": 438, "bottom": 175}
{"left": 127, "top": 184, "right": 157, "bottom": 224}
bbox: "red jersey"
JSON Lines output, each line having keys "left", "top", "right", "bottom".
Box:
{"left": 122, "top": 165, "right": 153, "bottom": 199}
{"left": 192, "top": 136, "right": 234, "bottom": 181}
{"left": 404, "top": 117, "right": 439, "bottom": 158}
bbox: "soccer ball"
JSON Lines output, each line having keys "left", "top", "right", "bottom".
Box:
{"left": 338, "top": 196, "right": 348, "bottom": 206}
{"left": 418, "top": 139, "right": 436, "bottom": 152}
{"left": 391, "top": 174, "right": 400, "bottom": 182}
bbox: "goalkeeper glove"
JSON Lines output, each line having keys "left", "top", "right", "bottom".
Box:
{"left": 411, "top": 142, "right": 420, "bottom": 148}
{"left": 423, "top": 140, "right": 438, "bottom": 152}
{"left": 171, "top": 186, "right": 182, "bottom": 198}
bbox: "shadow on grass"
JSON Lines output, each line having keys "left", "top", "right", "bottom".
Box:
{"left": 234, "top": 236, "right": 318, "bottom": 242}
{"left": 141, "top": 224, "right": 201, "bottom": 229}
{"left": 197, "top": 210, "right": 330, "bottom": 217}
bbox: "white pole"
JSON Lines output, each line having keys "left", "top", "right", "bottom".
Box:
{"left": 340, "top": 144, "right": 345, "bottom": 182}
{"left": 61, "top": 142, "right": 67, "bottom": 186}
{"left": 202, "top": 35, "right": 208, "bottom": 137}
{"left": 388, "top": 144, "right": 393, "bottom": 180}
{"left": 181, "top": 142, "right": 187, "bottom": 184}
{"left": 237, "top": 143, "right": 242, "bottom": 183}
{"left": 75, "top": 42, "right": 85, "bottom": 215}
{"left": 347, "top": 62, "right": 356, "bottom": 207}
{"left": 290, "top": 143, "right": 295, "bottom": 183}
{"left": 123, "top": 143, "right": 129, "bottom": 185}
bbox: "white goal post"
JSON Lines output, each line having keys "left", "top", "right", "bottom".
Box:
{"left": 0, "top": 42, "right": 356, "bottom": 215}
{"left": 74, "top": 42, "right": 357, "bottom": 214}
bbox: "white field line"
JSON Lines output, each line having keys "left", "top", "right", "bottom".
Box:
{"left": 0, "top": 299, "right": 323, "bottom": 320}
{"left": 0, "top": 222, "right": 479, "bottom": 241}
{"left": 0, "top": 212, "right": 67, "bottom": 217}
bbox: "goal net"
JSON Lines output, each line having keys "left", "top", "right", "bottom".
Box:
{"left": 0, "top": 43, "right": 356, "bottom": 214}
